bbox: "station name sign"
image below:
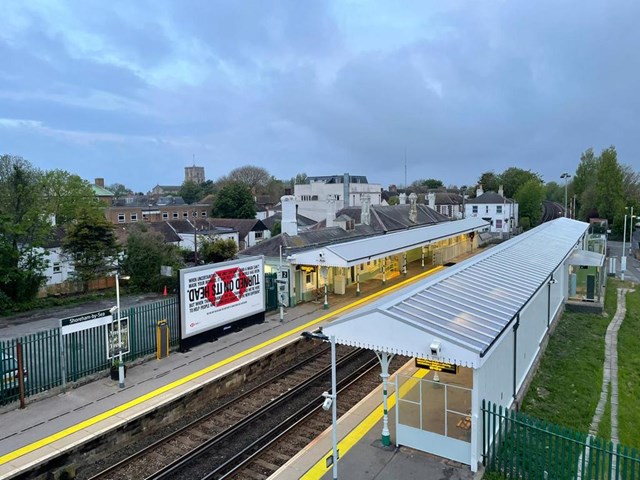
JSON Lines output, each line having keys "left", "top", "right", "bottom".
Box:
{"left": 415, "top": 358, "right": 458, "bottom": 374}
{"left": 60, "top": 309, "right": 113, "bottom": 335}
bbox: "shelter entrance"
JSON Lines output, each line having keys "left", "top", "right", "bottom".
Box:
{"left": 395, "top": 367, "right": 473, "bottom": 465}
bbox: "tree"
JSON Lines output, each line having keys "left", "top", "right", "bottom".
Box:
{"left": 212, "top": 182, "right": 256, "bottom": 218}
{"left": 271, "top": 222, "right": 281, "bottom": 236}
{"left": 121, "top": 226, "right": 183, "bottom": 292}
{"left": 411, "top": 178, "right": 444, "bottom": 189}
{"left": 179, "top": 180, "right": 201, "bottom": 204}
{"left": 544, "top": 181, "right": 564, "bottom": 203}
{"left": 62, "top": 210, "right": 120, "bottom": 289}
{"left": 228, "top": 165, "right": 271, "bottom": 192}
{"left": 106, "top": 183, "right": 129, "bottom": 199}
{"left": 477, "top": 171, "right": 500, "bottom": 193}
{"left": 0, "top": 155, "right": 49, "bottom": 302}
{"left": 200, "top": 238, "right": 238, "bottom": 264}
{"left": 292, "top": 172, "right": 308, "bottom": 185}
{"left": 44, "top": 170, "right": 103, "bottom": 225}
{"left": 388, "top": 196, "right": 400, "bottom": 205}
{"left": 515, "top": 179, "right": 545, "bottom": 228}
{"left": 500, "top": 167, "right": 541, "bottom": 199}
{"left": 573, "top": 148, "right": 599, "bottom": 220}
{"left": 595, "top": 146, "right": 624, "bottom": 223}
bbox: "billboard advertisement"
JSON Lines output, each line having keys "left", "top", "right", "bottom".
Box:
{"left": 179, "top": 256, "right": 265, "bottom": 339}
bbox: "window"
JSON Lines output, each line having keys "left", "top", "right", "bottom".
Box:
{"left": 472, "top": 206, "right": 478, "bottom": 214}
{"left": 496, "top": 205, "right": 503, "bottom": 214}
{"left": 496, "top": 219, "right": 503, "bottom": 229}
{"left": 53, "top": 262, "right": 61, "bottom": 274}
{"left": 201, "top": 211, "right": 207, "bottom": 217}
{"left": 183, "top": 211, "right": 188, "bottom": 218}
{"left": 118, "top": 213, "right": 125, "bottom": 223}
{"left": 173, "top": 212, "right": 178, "bottom": 219}
{"left": 131, "top": 213, "right": 138, "bottom": 222}
{"left": 192, "top": 211, "right": 197, "bottom": 217}
{"left": 162, "top": 211, "right": 168, "bottom": 219}
{"left": 485, "top": 206, "right": 489, "bottom": 214}
{"left": 255, "top": 231, "right": 263, "bottom": 239}
{"left": 312, "top": 195, "right": 318, "bottom": 201}
{"left": 142, "top": 212, "right": 148, "bottom": 221}
{"left": 305, "top": 271, "right": 312, "bottom": 284}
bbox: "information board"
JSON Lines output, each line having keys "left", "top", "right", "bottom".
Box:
{"left": 179, "top": 256, "right": 265, "bottom": 339}
{"left": 415, "top": 358, "right": 458, "bottom": 374}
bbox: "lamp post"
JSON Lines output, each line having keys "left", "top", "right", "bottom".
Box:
{"left": 560, "top": 173, "right": 571, "bottom": 218}
{"left": 302, "top": 332, "right": 338, "bottom": 480}
{"left": 622, "top": 209, "right": 628, "bottom": 281}
{"left": 629, "top": 207, "right": 635, "bottom": 255}
{"left": 279, "top": 245, "right": 284, "bottom": 322}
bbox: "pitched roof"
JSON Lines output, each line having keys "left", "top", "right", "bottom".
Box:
{"left": 208, "top": 218, "right": 268, "bottom": 239}
{"left": 240, "top": 225, "right": 378, "bottom": 257}
{"left": 314, "top": 204, "right": 450, "bottom": 232}
{"left": 467, "top": 192, "right": 515, "bottom": 204}
{"left": 92, "top": 184, "right": 114, "bottom": 197}
{"left": 261, "top": 212, "right": 317, "bottom": 230}
{"left": 112, "top": 222, "right": 181, "bottom": 245}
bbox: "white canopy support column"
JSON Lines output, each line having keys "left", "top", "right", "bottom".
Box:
{"left": 375, "top": 350, "right": 395, "bottom": 446}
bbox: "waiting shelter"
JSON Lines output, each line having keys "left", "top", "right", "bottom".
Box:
{"left": 321, "top": 218, "right": 591, "bottom": 471}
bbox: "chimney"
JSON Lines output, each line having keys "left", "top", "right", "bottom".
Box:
{"left": 326, "top": 194, "right": 336, "bottom": 228}
{"left": 498, "top": 184, "right": 504, "bottom": 197}
{"left": 361, "top": 194, "right": 371, "bottom": 226}
{"left": 409, "top": 193, "right": 418, "bottom": 223}
{"left": 95, "top": 178, "right": 105, "bottom": 188}
{"left": 399, "top": 192, "right": 407, "bottom": 205}
{"left": 477, "top": 184, "right": 484, "bottom": 196}
{"left": 280, "top": 195, "right": 298, "bottom": 236}
{"left": 427, "top": 192, "right": 436, "bottom": 210}
{"left": 284, "top": 187, "right": 292, "bottom": 196}
{"left": 343, "top": 173, "right": 350, "bottom": 207}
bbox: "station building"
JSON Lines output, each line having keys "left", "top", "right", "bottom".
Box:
{"left": 321, "top": 217, "right": 602, "bottom": 471}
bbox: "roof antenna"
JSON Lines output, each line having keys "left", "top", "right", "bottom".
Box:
{"left": 192, "top": 153, "right": 195, "bottom": 166}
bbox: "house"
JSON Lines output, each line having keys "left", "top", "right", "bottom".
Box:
{"left": 426, "top": 191, "right": 465, "bottom": 219}
{"left": 150, "top": 184, "right": 181, "bottom": 195}
{"left": 208, "top": 218, "right": 271, "bottom": 250}
{"left": 40, "top": 227, "right": 73, "bottom": 287}
{"left": 294, "top": 173, "right": 383, "bottom": 222}
{"left": 106, "top": 196, "right": 212, "bottom": 225}
{"left": 464, "top": 185, "right": 519, "bottom": 235}
{"left": 92, "top": 178, "right": 115, "bottom": 205}
{"left": 166, "top": 219, "right": 239, "bottom": 252}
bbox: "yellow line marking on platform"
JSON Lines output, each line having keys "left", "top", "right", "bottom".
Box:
{"left": 0, "top": 266, "right": 443, "bottom": 467}
{"left": 301, "top": 368, "right": 430, "bottom": 480}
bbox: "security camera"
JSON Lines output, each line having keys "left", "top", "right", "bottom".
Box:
{"left": 109, "top": 306, "right": 118, "bottom": 315}
{"left": 430, "top": 341, "right": 441, "bottom": 356}
{"left": 322, "top": 391, "right": 333, "bottom": 411}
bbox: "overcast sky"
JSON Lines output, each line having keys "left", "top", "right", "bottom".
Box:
{"left": 1, "top": 1, "right": 639, "bottom": 192}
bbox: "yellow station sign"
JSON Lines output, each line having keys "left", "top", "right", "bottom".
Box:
{"left": 415, "top": 358, "right": 457, "bottom": 374}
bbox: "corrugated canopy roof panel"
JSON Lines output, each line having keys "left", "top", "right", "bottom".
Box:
{"left": 289, "top": 217, "right": 489, "bottom": 267}
{"left": 569, "top": 249, "right": 605, "bottom": 267}
{"left": 322, "top": 218, "right": 589, "bottom": 366}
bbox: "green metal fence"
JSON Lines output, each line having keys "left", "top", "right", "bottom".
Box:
{"left": 483, "top": 400, "right": 640, "bottom": 479}
{"left": 0, "top": 297, "right": 179, "bottom": 406}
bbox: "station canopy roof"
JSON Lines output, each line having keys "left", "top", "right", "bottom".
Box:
{"left": 287, "top": 217, "right": 490, "bottom": 268}
{"left": 322, "top": 218, "right": 590, "bottom": 368}
{"left": 568, "top": 249, "right": 605, "bottom": 267}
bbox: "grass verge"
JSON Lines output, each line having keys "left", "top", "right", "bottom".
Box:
{"left": 520, "top": 282, "right": 616, "bottom": 432}
{"left": 617, "top": 285, "right": 640, "bottom": 448}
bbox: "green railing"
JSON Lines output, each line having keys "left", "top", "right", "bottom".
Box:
{"left": 483, "top": 400, "right": 640, "bottom": 479}
{"left": 0, "top": 297, "right": 179, "bottom": 406}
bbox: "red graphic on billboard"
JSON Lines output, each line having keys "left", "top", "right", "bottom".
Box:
{"left": 205, "top": 267, "right": 249, "bottom": 307}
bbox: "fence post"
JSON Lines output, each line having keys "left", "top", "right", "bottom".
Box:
{"left": 16, "top": 341, "right": 25, "bottom": 409}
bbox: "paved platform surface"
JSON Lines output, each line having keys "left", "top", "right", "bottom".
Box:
{"left": 0, "top": 255, "right": 482, "bottom": 479}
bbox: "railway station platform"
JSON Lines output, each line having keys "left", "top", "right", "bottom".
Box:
{"left": 0, "top": 253, "right": 481, "bottom": 480}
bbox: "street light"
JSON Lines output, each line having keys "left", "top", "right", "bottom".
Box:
{"left": 622, "top": 208, "right": 628, "bottom": 281}
{"left": 302, "top": 331, "right": 338, "bottom": 480}
{"left": 629, "top": 207, "right": 635, "bottom": 255}
{"left": 113, "top": 270, "right": 130, "bottom": 388}
{"left": 560, "top": 173, "right": 571, "bottom": 218}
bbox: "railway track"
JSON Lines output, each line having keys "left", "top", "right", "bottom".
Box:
{"left": 88, "top": 344, "right": 364, "bottom": 480}
{"left": 220, "top": 354, "right": 408, "bottom": 480}
{"left": 541, "top": 200, "right": 564, "bottom": 223}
